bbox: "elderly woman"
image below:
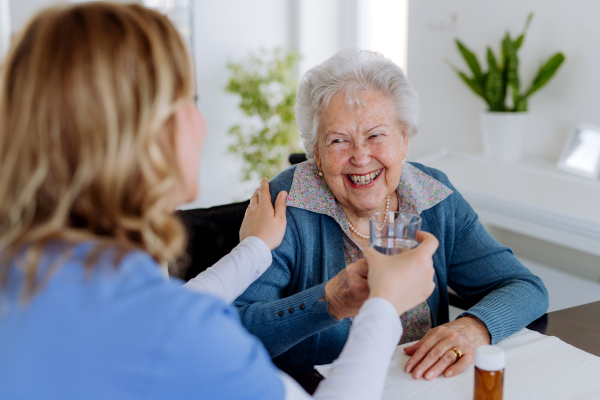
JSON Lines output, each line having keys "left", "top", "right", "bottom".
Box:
{"left": 235, "top": 49, "right": 549, "bottom": 380}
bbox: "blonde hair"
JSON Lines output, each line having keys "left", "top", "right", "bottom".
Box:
{"left": 0, "top": 2, "right": 194, "bottom": 298}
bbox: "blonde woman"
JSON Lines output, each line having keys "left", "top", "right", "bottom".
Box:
{"left": 0, "top": 3, "right": 437, "bottom": 400}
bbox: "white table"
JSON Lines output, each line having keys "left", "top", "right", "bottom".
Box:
{"left": 317, "top": 329, "right": 600, "bottom": 400}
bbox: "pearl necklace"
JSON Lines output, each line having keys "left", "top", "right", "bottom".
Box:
{"left": 347, "top": 196, "right": 390, "bottom": 239}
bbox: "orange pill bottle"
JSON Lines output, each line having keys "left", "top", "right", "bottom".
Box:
{"left": 474, "top": 345, "right": 505, "bottom": 400}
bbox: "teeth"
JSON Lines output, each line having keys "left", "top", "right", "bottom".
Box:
{"left": 348, "top": 169, "right": 382, "bottom": 185}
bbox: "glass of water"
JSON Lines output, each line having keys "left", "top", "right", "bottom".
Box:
{"left": 369, "top": 212, "right": 421, "bottom": 255}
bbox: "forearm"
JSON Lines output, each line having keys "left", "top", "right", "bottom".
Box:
{"left": 280, "top": 298, "right": 402, "bottom": 400}
{"left": 459, "top": 276, "right": 549, "bottom": 344}
{"left": 184, "top": 237, "right": 272, "bottom": 304}
{"left": 237, "top": 283, "right": 340, "bottom": 358}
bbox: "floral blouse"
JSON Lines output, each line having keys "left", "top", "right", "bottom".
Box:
{"left": 285, "top": 161, "right": 453, "bottom": 343}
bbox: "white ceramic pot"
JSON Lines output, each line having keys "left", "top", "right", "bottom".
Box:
{"left": 479, "top": 111, "right": 528, "bottom": 162}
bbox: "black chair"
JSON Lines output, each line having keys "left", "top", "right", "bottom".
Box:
{"left": 173, "top": 200, "right": 249, "bottom": 280}
{"left": 288, "top": 153, "right": 307, "bottom": 165}
{"left": 173, "top": 154, "right": 308, "bottom": 280}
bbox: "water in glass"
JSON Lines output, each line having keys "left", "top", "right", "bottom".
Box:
{"left": 372, "top": 237, "right": 418, "bottom": 255}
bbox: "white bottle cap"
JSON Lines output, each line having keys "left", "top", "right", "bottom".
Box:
{"left": 475, "top": 345, "right": 505, "bottom": 371}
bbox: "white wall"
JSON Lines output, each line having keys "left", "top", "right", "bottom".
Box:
{"left": 9, "top": 0, "right": 140, "bottom": 33}
{"left": 358, "top": 0, "right": 408, "bottom": 72}
{"left": 189, "top": 0, "right": 356, "bottom": 209}
{"left": 10, "top": 0, "right": 61, "bottom": 32}
{"left": 298, "top": 0, "right": 344, "bottom": 77}
{"left": 188, "top": 0, "right": 292, "bottom": 209}
{"left": 407, "top": 0, "right": 600, "bottom": 161}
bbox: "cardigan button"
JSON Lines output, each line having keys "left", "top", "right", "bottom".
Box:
{"left": 278, "top": 310, "right": 284, "bottom": 317}
{"left": 299, "top": 303, "right": 306, "bottom": 310}
{"left": 288, "top": 307, "right": 294, "bottom": 314}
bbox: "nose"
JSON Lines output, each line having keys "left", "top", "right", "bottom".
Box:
{"left": 350, "top": 142, "right": 371, "bottom": 167}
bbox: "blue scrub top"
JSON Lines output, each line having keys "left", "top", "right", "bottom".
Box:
{"left": 0, "top": 243, "right": 284, "bottom": 400}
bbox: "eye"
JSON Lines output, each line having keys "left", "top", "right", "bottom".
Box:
{"left": 326, "top": 136, "right": 351, "bottom": 148}
{"left": 330, "top": 138, "right": 350, "bottom": 145}
{"left": 369, "top": 133, "right": 383, "bottom": 139}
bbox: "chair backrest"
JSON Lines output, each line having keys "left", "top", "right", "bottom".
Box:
{"left": 288, "top": 153, "right": 307, "bottom": 165}
{"left": 173, "top": 153, "right": 306, "bottom": 281}
{"left": 173, "top": 200, "right": 249, "bottom": 281}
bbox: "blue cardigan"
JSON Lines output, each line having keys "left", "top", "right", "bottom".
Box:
{"left": 235, "top": 162, "right": 549, "bottom": 375}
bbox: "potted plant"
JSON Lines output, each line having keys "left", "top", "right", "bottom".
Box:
{"left": 451, "top": 13, "right": 565, "bottom": 162}
{"left": 225, "top": 48, "right": 301, "bottom": 181}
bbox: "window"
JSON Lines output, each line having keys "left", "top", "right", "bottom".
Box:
{"left": 357, "top": 0, "right": 409, "bottom": 72}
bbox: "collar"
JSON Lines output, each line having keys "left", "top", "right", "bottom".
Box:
{"left": 285, "top": 161, "right": 453, "bottom": 237}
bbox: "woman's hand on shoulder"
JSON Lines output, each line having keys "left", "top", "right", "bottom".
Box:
{"left": 362, "top": 231, "right": 438, "bottom": 316}
{"left": 239, "top": 178, "right": 288, "bottom": 251}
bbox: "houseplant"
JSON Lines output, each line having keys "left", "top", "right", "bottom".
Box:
{"left": 451, "top": 13, "right": 565, "bottom": 161}
{"left": 225, "top": 48, "right": 301, "bottom": 181}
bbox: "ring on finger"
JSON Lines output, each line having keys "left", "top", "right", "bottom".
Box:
{"left": 448, "top": 347, "right": 463, "bottom": 360}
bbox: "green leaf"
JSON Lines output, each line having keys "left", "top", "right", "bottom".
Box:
{"left": 503, "top": 33, "right": 520, "bottom": 108}
{"left": 457, "top": 71, "right": 484, "bottom": 98}
{"left": 514, "top": 97, "right": 528, "bottom": 112}
{"left": 455, "top": 39, "right": 483, "bottom": 79}
{"left": 484, "top": 47, "right": 505, "bottom": 111}
{"left": 524, "top": 52, "right": 565, "bottom": 98}
{"left": 515, "top": 12, "right": 533, "bottom": 50}
{"left": 501, "top": 33, "right": 509, "bottom": 69}
{"left": 447, "top": 59, "right": 489, "bottom": 106}
{"left": 514, "top": 34, "right": 525, "bottom": 51}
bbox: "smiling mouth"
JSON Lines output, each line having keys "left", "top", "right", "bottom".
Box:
{"left": 347, "top": 169, "right": 382, "bottom": 186}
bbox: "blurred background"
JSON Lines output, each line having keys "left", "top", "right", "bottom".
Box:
{"left": 2, "top": 0, "right": 600, "bottom": 310}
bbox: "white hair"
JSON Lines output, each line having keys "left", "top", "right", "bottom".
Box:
{"left": 295, "top": 49, "right": 420, "bottom": 161}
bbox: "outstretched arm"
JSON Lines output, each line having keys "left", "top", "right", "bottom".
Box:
{"left": 168, "top": 232, "right": 438, "bottom": 400}
{"left": 280, "top": 298, "right": 401, "bottom": 400}
{"left": 184, "top": 178, "right": 288, "bottom": 304}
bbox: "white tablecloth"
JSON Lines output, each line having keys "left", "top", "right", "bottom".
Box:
{"left": 316, "top": 328, "right": 600, "bottom": 399}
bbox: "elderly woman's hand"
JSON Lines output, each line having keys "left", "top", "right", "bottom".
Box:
{"left": 404, "top": 315, "right": 491, "bottom": 380}
{"left": 239, "top": 178, "right": 288, "bottom": 251}
{"left": 324, "top": 259, "right": 370, "bottom": 320}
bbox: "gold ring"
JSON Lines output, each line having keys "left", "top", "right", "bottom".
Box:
{"left": 449, "top": 348, "right": 462, "bottom": 360}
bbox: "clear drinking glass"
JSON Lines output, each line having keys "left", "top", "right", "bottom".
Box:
{"left": 369, "top": 212, "right": 422, "bottom": 255}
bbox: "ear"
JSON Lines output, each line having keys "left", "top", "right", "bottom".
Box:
{"left": 401, "top": 131, "right": 410, "bottom": 160}
{"left": 314, "top": 144, "right": 322, "bottom": 171}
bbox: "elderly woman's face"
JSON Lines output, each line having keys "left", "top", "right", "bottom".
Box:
{"left": 314, "top": 91, "right": 408, "bottom": 214}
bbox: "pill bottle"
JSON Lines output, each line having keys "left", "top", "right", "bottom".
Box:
{"left": 474, "top": 345, "right": 505, "bottom": 400}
